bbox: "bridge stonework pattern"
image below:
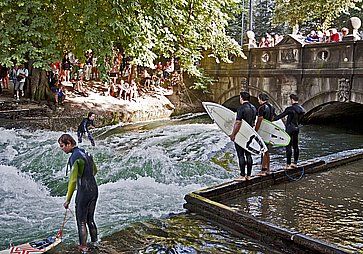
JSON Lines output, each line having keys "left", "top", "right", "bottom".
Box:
{"left": 200, "top": 36, "right": 363, "bottom": 115}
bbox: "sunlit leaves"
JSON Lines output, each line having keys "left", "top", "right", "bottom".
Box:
{"left": 0, "top": 0, "right": 58, "bottom": 68}
{"left": 273, "top": 0, "right": 362, "bottom": 30}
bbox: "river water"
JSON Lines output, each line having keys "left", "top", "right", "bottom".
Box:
{"left": 224, "top": 160, "right": 363, "bottom": 252}
{"left": 0, "top": 114, "right": 362, "bottom": 253}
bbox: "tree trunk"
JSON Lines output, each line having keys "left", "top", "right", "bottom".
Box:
{"left": 29, "top": 68, "right": 49, "bottom": 101}
{"left": 129, "top": 64, "right": 137, "bottom": 83}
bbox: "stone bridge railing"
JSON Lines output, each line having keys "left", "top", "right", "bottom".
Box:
{"left": 201, "top": 36, "right": 363, "bottom": 114}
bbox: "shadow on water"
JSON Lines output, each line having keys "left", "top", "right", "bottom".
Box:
{"left": 54, "top": 214, "right": 280, "bottom": 254}
{"left": 303, "top": 101, "right": 363, "bottom": 135}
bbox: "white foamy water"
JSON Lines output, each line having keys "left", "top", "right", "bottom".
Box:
{"left": 0, "top": 165, "right": 64, "bottom": 247}
{"left": 0, "top": 124, "right": 235, "bottom": 249}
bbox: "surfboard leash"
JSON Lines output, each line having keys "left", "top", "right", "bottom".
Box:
{"left": 56, "top": 208, "right": 74, "bottom": 239}
{"left": 284, "top": 166, "right": 305, "bottom": 181}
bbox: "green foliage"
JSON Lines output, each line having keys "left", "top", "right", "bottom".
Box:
{"left": 253, "top": 0, "right": 289, "bottom": 38}
{"left": 227, "top": 0, "right": 290, "bottom": 45}
{"left": 0, "top": 0, "right": 242, "bottom": 84}
{"left": 254, "top": 0, "right": 274, "bottom": 38}
{"left": 330, "top": 4, "right": 363, "bottom": 28}
{"left": 273, "top": 0, "right": 362, "bottom": 30}
{"left": 0, "top": 0, "right": 59, "bottom": 68}
{"left": 189, "top": 70, "right": 215, "bottom": 91}
{"left": 226, "top": 10, "right": 247, "bottom": 45}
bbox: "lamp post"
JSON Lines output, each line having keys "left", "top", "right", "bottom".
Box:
{"left": 241, "top": 0, "right": 245, "bottom": 46}
{"left": 249, "top": 0, "right": 253, "bottom": 31}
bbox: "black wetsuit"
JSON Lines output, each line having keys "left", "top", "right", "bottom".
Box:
{"left": 258, "top": 102, "right": 276, "bottom": 168}
{"left": 77, "top": 118, "right": 95, "bottom": 146}
{"left": 257, "top": 102, "right": 275, "bottom": 121}
{"left": 274, "top": 103, "right": 305, "bottom": 165}
{"left": 235, "top": 102, "right": 257, "bottom": 177}
{"left": 67, "top": 147, "right": 98, "bottom": 245}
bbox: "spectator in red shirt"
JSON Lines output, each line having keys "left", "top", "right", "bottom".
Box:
{"left": 330, "top": 28, "right": 340, "bottom": 42}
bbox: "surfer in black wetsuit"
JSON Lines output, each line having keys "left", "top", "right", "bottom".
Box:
{"left": 230, "top": 91, "right": 257, "bottom": 181}
{"left": 255, "top": 93, "right": 276, "bottom": 176}
{"left": 274, "top": 94, "right": 305, "bottom": 169}
{"left": 58, "top": 134, "right": 98, "bottom": 253}
{"left": 77, "top": 112, "right": 96, "bottom": 146}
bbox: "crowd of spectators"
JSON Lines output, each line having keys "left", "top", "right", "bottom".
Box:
{"left": 253, "top": 26, "right": 360, "bottom": 49}
{"left": 304, "top": 27, "right": 351, "bottom": 43}
{"left": 40, "top": 49, "right": 182, "bottom": 106}
{"left": 106, "top": 51, "right": 181, "bottom": 101}
{"left": 257, "top": 33, "right": 284, "bottom": 48}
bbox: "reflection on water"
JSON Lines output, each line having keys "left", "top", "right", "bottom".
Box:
{"left": 224, "top": 161, "right": 363, "bottom": 252}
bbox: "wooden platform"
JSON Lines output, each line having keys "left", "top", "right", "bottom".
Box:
{"left": 184, "top": 151, "right": 363, "bottom": 254}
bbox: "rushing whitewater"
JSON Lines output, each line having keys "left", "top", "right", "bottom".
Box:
{"left": 0, "top": 121, "right": 237, "bottom": 249}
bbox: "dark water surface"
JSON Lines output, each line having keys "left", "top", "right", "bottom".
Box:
{"left": 223, "top": 161, "right": 363, "bottom": 252}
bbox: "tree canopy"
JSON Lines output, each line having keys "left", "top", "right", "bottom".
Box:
{"left": 273, "top": 0, "right": 362, "bottom": 30}
{"left": 0, "top": 0, "right": 242, "bottom": 78}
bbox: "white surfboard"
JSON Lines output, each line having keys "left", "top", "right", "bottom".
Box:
{"left": 258, "top": 119, "right": 290, "bottom": 147}
{"left": 273, "top": 119, "right": 285, "bottom": 130}
{"left": 0, "top": 236, "right": 61, "bottom": 254}
{"left": 203, "top": 102, "right": 267, "bottom": 155}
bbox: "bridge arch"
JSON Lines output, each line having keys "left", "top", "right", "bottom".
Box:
{"left": 220, "top": 85, "right": 283, "bottom": 112}
{"left": 301, "top": 91, "right": 339, "bottom": 114}
{"left": 302, "top": 91, "right": 363, "bottom": 124}
{"left": 215, "top": 85, "right": 242, "bottom": 105}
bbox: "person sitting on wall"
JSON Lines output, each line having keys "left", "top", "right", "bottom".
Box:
{"left": 258, "top": 37, "right": 270, "bottom": 48}
{"left": 329, "top": 28, "right": 340, "bottom": 42}
{"left": 341, "top": 27, "right": 349, "bottom": 38}
{"left": 305, "top": 30, "right": 320, "bottom": 43}
{"left": 74, "top": 69, "right": 88, "bottom": 97}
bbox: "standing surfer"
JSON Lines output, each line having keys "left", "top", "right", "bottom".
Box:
{"left": 77, "top": 112, "right": 96, "bottom": 146}
{"left": 274, "top": 94, "right": 305, "bottom": 169}
{"left": 229, "top": 91, "right": 257, "bottom": 181}
{"left": 255, "top": 93, "right": 276, "bottom": 176}
{"left": 58, "top": 134, "right": 99, "bottom": 253}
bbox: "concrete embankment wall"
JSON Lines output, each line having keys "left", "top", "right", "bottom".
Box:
{"left": 184, "top": 152, "right": 363, "bottom": 254}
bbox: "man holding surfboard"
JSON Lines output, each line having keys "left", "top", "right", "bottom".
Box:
{"left": 58, "top": 134, "right": 99, "bottom": 253}
{"left": 230, "top": 91, "right": 257, "bottom": 181}
{"left": 274, "top": 94, "right": 305, "bottom": 169}
{"left": 255, "top": 93, "right": 276, "bottom": 176}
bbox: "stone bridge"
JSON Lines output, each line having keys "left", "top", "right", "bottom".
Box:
{"left": 201, "top": 35, "right": 363, "bottom": 122}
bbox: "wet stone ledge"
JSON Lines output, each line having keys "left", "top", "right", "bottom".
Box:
{"left": 184, "top": 151, "right": 363, "bottom": 254}
{"left": 0, "top": 108, "right": 48, "bottom": 119}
